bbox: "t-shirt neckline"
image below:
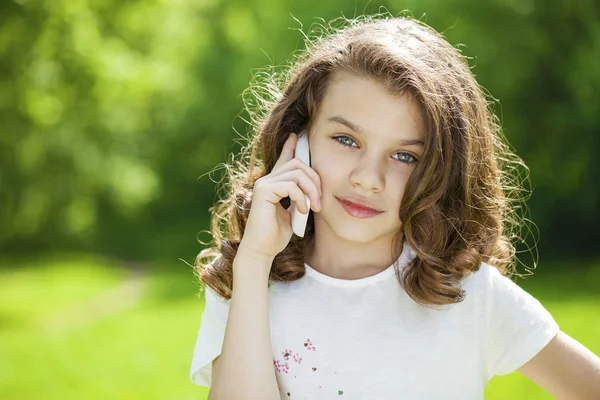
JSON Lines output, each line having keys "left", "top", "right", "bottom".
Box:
{"left": 303, "top": 242, "right": 415, "bottom": 288}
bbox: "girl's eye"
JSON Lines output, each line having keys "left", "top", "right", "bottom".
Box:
{"left": 333, "top": 135, "right": 357, "bottom": 148}
{"left": 392, "top": 152, "right": 417, "bottom": 164}
{"left": 332, "top": 135, "right": 418, "bottom": 165}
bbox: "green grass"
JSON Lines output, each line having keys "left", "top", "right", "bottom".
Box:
{"left": 0, "top": 255, "right": 598, "bottom": 399}
{"left": 0, "top": 255, "right": 209, "bottom": 400}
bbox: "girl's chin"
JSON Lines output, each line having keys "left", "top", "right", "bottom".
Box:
{"left": 330, "top": 222, "right": 381, "bottom": 243}
{"left": 314, "top": 211, "right": 397, "bottom": 242}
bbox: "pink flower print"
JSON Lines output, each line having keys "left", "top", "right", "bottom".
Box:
{"left": 282, "top": 349, "right": 292, "bottom": 360}
{"left": 274, "top": 345, "right": 309, "bottom": 374}
{"left": 303, "top": 338, "right": 316, "bottom": 351}
{"left": 273, "top": 359, "right": 284, "bottom": 373}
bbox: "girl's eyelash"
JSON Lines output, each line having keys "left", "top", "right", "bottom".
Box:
{"left": 333, "top": 135, "right": 358, "bottom": 148}
{"left": 331, "top": 135, "right": 418, "bottom": 165}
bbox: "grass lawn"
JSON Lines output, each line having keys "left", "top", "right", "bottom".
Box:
{"left": 0, "top": 254, "right": 598, "bottom": 399}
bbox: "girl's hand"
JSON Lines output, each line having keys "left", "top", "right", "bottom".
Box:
{"left": 238, "top": 132, "right": 322, "bottom": 267}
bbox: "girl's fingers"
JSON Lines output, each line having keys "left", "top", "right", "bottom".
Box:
{"left": 273, "top": 182, "right": 310, "bottom": 214}
{"left": 272, "top": 133, "right": 297, "bottom": 171}
{"left": 269, "top": 169, "right": 320, "bottom": 211}
{"left": 269, "top": 158, "right": 322, "bottom": 198}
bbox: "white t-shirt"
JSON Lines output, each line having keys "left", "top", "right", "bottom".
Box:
{"left": 190, "top": 243, "right": 559, "bottom": 399}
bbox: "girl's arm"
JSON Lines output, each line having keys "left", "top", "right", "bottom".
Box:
{"left": 208, "top": 249, "right": 280, "bottom": 400}
{"left": 208, "top": 132, "right": 320, "bottom": 399}
{"left": 518, "top": 330, "right": 600, "bottom": 399}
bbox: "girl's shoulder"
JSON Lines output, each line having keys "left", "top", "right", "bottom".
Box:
{"left": 459, "top": 261, "right": 497, "bottom": 292}
{"left": 459, "top": 260, "right": 550, "bottom": 320}
{"left": 464, "top": 260, "right": 527, "bottom": 292}
{"left": 459, "top": 261, "right": 521, "bottom": 303}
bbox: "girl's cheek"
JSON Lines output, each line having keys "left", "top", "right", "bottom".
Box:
{"left": 319, "top": 148, "right": 351, "bottom": 166}
{"left": 314, "top": 154, "right": 348, "bottom": 178}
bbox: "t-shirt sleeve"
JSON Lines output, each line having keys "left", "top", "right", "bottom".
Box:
{"left": 190, "top": 285, "right": 231, "bottom": 387}
{"left": 485, "top": 263, "right": 560, "bottom": 378}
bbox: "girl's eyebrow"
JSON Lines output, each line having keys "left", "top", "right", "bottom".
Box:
{"left": 327, "top": 115, "right": 425, "bottom": 147}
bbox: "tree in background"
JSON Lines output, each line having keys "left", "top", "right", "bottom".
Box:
{"left": 0, "top": 0, "right": 598, "bottom": 262}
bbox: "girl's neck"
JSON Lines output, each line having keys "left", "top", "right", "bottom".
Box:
{"left": 303, "top": 229, "right": 403, "bottom": 281}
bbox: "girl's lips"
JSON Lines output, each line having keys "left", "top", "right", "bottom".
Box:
{"left": 337, "top": 198, "right": 384, "bottom": 218}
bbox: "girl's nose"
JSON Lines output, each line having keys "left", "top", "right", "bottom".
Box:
{"left": 349, "top": 154, "right": 385, "bottom": 193}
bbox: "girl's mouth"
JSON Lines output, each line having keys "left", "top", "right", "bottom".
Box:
{"left": 336, "top": 197, "right": 383, "bottom": 218}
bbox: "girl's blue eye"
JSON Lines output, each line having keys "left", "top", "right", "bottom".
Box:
{"left": 332, "top": 135, "right": 418, "bottom": 165}
{"left": 335, "top": 135, "right": 357, "bottom": 147}
{"left": 392, "top": 152, "right": 417, "bottom": 164}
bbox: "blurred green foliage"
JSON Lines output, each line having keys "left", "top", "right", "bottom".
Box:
{"left": 0, "top": 0, "right": 599, "bottom": 262}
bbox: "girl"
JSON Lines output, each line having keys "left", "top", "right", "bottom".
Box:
{"left": 190, "top": 14, "right": 600, "bottom": 399}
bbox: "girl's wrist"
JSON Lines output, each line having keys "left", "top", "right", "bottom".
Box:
{"left": 234, "top": 243, "right": 275, "bottom": 280}
{"left": 237, "top": 242, "right": 276, "bottom": 265}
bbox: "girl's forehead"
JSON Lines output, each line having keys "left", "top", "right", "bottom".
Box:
{"left": 314, "top": 72, "right": 425, "bottom": 140}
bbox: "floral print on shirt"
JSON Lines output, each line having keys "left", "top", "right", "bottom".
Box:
{"left": 273, "top": 338, "right": 344, "bottom": 397}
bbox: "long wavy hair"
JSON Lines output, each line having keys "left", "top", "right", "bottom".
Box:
{"left": 194, "top": 13, "right": 532, "bottom": 307}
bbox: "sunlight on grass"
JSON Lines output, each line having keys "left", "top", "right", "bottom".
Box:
{"left": 0, "top": 255, "right": 598, "bottom": 399}
{"left": 0, "top": 255, "right": 127, "bottom": 324}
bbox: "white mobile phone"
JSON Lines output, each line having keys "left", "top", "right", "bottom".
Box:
{"left": 290, "top": 130, "right": 311, "bottom": 237}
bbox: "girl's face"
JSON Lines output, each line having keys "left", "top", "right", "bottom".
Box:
{"left": 309, "top": 71, "right": 425, "bottom": 245}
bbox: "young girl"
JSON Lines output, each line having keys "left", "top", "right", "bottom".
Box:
{"left": 189, "top": 14, "right": 600, "bottom": 399}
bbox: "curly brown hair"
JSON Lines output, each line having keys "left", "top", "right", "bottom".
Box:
{"left": 194, "top": 13, "right": 532, "bottom": 307}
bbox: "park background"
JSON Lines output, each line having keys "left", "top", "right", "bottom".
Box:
{"left": 1, "top": 0, "right": 598, "bottom": 398}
